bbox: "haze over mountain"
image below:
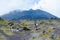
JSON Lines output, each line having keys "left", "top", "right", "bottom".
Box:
{"left": 1, "top": 9, "right": 58, "bottom": 20}
{"left": 0, "top": 0, "right": 60, "bottom": 17}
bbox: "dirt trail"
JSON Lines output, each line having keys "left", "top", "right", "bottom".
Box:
{"left": 0, "top": 29, "right": 31, "bottom": 40}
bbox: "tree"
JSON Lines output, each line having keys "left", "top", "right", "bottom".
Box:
{"left": 0, "top": 17, "right": 4, "bottom": 21}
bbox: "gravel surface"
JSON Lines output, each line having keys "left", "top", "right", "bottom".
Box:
{"left": 0, "top": 29, "right": 31, "bottom": 40}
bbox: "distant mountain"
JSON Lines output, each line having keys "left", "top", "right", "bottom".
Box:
{"left": 1, "top": 9, "right": 58, "bottom": 20}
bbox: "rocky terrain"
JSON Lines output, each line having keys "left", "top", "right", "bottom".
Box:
{"left": 0, "top": 19, "right": 60, "bottom": 40}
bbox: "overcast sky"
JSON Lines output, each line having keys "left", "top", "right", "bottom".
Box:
{"left": 0, "top": 0, "right": 60, "bottom": 18}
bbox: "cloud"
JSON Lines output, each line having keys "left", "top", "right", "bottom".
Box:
{"left": 0, "top": 0, "right": 60, "bottom": 18}
{"left": 32, "top": 0, "right": 44, "bottom": 9}
{"left": 0, "top": 0, "right": 40, "bottom": 16}
{"left": 32, "top": 0, "right": 60, "bottom": 17}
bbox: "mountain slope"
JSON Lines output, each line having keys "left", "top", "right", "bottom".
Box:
{"left": 1, "top": 9, "right": 58, "bottom": 20}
